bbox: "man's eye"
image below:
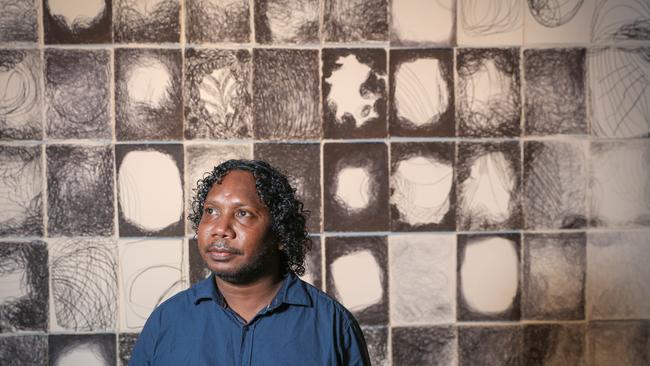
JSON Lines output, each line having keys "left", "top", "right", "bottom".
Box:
{"left": 236, "top": 210, "right": 250, "bottom": 218}
{"left": 205, "top": 207, "right": 216, "bottom": 215}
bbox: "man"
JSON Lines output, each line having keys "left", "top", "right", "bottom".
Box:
{"left": 129, "top": 159, "right": 370, "bottom": 365}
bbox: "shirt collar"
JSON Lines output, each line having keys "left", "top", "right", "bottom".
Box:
{"left": 192, "top": 272, "right": 312, "bottom": 309}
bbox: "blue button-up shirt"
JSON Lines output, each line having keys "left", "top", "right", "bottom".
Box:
{"left": 129, "top": 273, "right": 370, "bottom": 365}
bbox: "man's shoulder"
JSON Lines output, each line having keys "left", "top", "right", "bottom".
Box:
{"left": 296, "top": 278, "right": 358, "bottom": 326}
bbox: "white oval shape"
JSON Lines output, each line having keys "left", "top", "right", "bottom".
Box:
{"left": 331, "top": 250, "right": 383, "bottom": 312}
{"left": 126, "top": 58, "right": 171, "bottom": 108}
{"left": 118, "top": 150, "right": 183, "bottom": 232}
{"left": 461, "top": 236, "right": 518, "bottom": 313}
{"left": 335, "top": 167, "right": 371, "bottom": 210}
{"left": 48, "top": 0, "right": 105, "bottom": 29}
{"left": 53, "top": 343, "right": 105, "bottom": 366}
{"left": 462, "top": 151, "right": 515, "bottom": 222}
{"left": 395, "top": 58, "right": 449, "bottom": 126}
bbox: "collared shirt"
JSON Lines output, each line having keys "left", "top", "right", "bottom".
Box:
{"left": 128, "top": 273, "right": 371, "bottom": 365}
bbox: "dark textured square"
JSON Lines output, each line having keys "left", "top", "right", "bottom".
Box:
{"left": 587, "top": 321, "right": 650, "bottom": 366}
{"left": 325, "top": 236, "right": 388, "bottom": 326}
{"left": 253, "top": 49, "right": 320, "bottom": 140}
{"left": 303, "top": 235, "right": 322, "bottom": 290}
{"left": 186, "top": 0, "right": 250, "bottom": 43}
{"left": 45, "top": 49, "right": 111, "bottom": 139}
{"left": 0, "top": 0, "right": 38, "bottom": 42}
{"left": 114, "top": 0, "right": 179, "bottom": 43}
{"left": 363, "top": 326, "right": 388, "bottom": 366}
{"left": 188, "top": 237, "right": 210, "bottom": 285}
{"left": 115, "top": 48, "right": 182, "bottom": 140}
{"left": 184, "top": 48, "right": 252, "bottom": 139}
{"left": 457, "top": 141, "right": 522, "bottom": 231}
{"left": 524, "top": 324, "right": 585, "bottom": 366}
{"left": 457, "top": 48, "right": 521, "bottom": 137}
{"left": 392, "top": 326, "right": 456, "bottom": 366}
{"left": 458, "top": 325, "right": 523, "bottom": 366}
{"left": 0, "top": 50, "right": 43, "bottom": 140}
{"left": 0, "top": 335, "right": 47, "bottom": 365}
{"left": 389, "top": 49, "right": 454, "bottom": 137}
{"left": 0, "top": 241, "right": 48, "bottom": 332}
{"left": 119, "top": 333, "right": 139, "bottom": 366}
{"left": 323, "top": 0, "right": 388, "bottom": 42}
{"left": 49, "top": 334, "right": 116, "bottom": 366}
{"left": 323, "top": 142, "right": 389, "bottom": 231}
{"left": 254, "top": 0, "right": 319, "bottom": 44}
{"left": 116, "top": 144, "right": 184, "bottom": 237}
{"left": 523, "top": 233, "right": 585, "bottom": 320}
{"left": 524, "top": 140, "right": 587, "bottom": 229}
{"left": 524, "top": 48, "right": 586, "bottom": 135}
{"left": 47, "top": 144, "right": 114, "bottom": 236}
{"left": 457, "top": 233, "right": 521, "bottom": 321}
{"left": 322, "top": 48, "right": 387, "bottom": 139}
{"left": 254, "top": 142, "right": 321, "bottom": 232}
{"left": 390, "top": 142, "right": 455, "bottom": 231}
{"left": 43, "top": 0, "right": 112, "bottom": 44}
{"left": 0, "top": 145, "right": 43, "bottom": 236}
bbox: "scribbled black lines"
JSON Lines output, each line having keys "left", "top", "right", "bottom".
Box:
{"left": 524, "top": 48, "right": 586, "bottom": 135}
{"left": 115, "top": 0, "right": 179, "bottom": 42}
{"left": 589, "top": 47, "right": 650, "bottom": 138}
{"left": 49, "top": 333, "right": 116, "bottom": 366}
{"left": 0, "top": 50, "right": 42, "bottom": 140}
{"left": 0, "top": 0, "right": 38, "bottom": 42}
{"left": 324, "top": 0, "right": 388, "bottom": 42}
{"left": 458, "top": 326, "right": 523, "bottom": 366}
{"left": 46, "top": 145, "right": 115, "bottom": 236}
{"left": 392, "top": 326, "right": 456, "bottom": 366}
{"left": 255, "top": 0, "right": 319, "bottom": 44}
{"left": 322, "top": 48, "right": 387, "bottom": 139}
{"left": 591, "top": 0, "right": 650, "bottom": 42}
{"left": 186, "top": 0, "right": 250, "bottom": 43}
{"left": 45, "top": 49, "right": 111, "bottom": 139}
{"left": 0, "top": 145, "right": 42, "bottom": 236}
{"left": 0, "top": 241, "right": 48, "bottom": 332}
{"left": 460, "top": 0, "right": 522, "bottom": 36}
{"left": 253, "top": 49, "right": 320, "bottom": 139}
{"left": 119, "top": 333, "right": 139, "bottom": 366}
{"left": 115, "top": 48, "right": 182, "bottom": 140}
{"left": 43, "top": 0, "right": 113, "bottom": 44}
{"left": 0, "top": 335, "right": 47, "bottom": 365}
{"left": 528, "top": 0, "right": 584, "bottom": 28}
{"left": 184, "top": 48, "right": 252, "bottom": 139}
{"left": 50, "top": 238, "right": 117, "bottom": 331}
{"left": 524, "top": 141, "right": 587, "bottom": 229}
{"left": 457, "top": 48, "right": 521, "bottom": 137}
{"left": 524, "top": 324, "right": 585, "bottom": 365}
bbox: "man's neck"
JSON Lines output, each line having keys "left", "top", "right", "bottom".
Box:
{"left": 215, "top": 272, "right": 284, "bottom": 324}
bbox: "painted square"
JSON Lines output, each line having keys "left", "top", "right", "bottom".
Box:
{"left": 0, "top": 145, "right": 42, "bottom": 236}
{"left": 114, "top": 0, "right": 180, "bottom": 43}
{"left": 0, "top": 335, "right": 47, "bottom": 365}
{"left": 49, "top": 334, "right": 116, "bottom": 366}
{"left": 363, "top": 326, "right": 388, "bottom": 366}
{"left": 524, "top": 0, "right": 593, "bottom": 44}
{"left": 591, "top": 0, "right": 650, "bottom": 43}
{"left": 458, "top": 325, "right": 523, "bottom": 366}
{"left": 0, "top": 0, "right": 38, "bottom": 42}
{"left": 392, "top": 326, "right": 456, "bottom": 366}
{"left": 186, "top": 0, "right": 250, "bottom": 43}
{"left": 524, "top": 324, "right": 585, "bottom": 366}
{"left": 457, "top": 0, "right": 523, "bottom": 45}
{"left": 119, "top": 333, "right": 139, "bottom": 366}
{"left": 587, "top": 321, "right": 650, "bottom": 366}
{"left": 323, "top": 0, "right": 388, "bottom": 42}
{"left": 43, "top": 0, "right": 112, "bottom": 44}
{"left": 254, "top": 0, "right": 319, "bottom": 44}
{"left": 390, "top": 0, "right": 455, "bottom": 46}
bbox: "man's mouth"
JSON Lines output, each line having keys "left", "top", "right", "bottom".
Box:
{"left": 206, "top": 241, "right": 242, "bottom": 259}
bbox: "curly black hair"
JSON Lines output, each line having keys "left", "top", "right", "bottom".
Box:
{"left": 188, "top": 159, "right": 311, "bottom": 276}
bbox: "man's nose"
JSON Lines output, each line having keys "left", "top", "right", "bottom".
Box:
{"left": 212, "top": 213, "right": 235, "bottom": 238}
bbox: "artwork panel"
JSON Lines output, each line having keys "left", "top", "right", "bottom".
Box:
{"left": 254, "top": 0, "right": 319, "bottom": 44}
{"left": 43, "top": 0, "right": 112, "bottom": 44}
{"left": 390, "top": 0, "right": 455, "bottom": 46}
{"left": 45, "top": 49, "right": 111, "bottom": 139}
{"left": 362, "top": 326, "right": 388, "bottom": 366}
{"left": 325, "top": 236, "right": 388, "bottom": 326}
{"left": 301, "top": 235, "right": 322, "bottom": 290}
{"left": 188, "top": 238, "right": 209, "bottom": 285}
{"left": 0, "top": 0, "right": 38, "bottom": 42}
{"left": 0, "top": 145, "right": 43, "bottom": 236}
{"left": 253, "top": 49, "right": 320, "bottom": 140}
{"left": 0, "top": 335, "right": 48, "bottom": 365}
{"left": 114, "top": 0, "right": 180, "bottom": 43}
{"left": 0, "top": 240, "right": 48, "bottom": 332}
{"left": 523, "top": 324, "right": 585, "bottom": 366}
{"left": 323, "top": 0, "right": 388, "bottom": 42}
{"left": 323, "top": 142, "right": 389, "bottom": 232}
{"left": 0, "top": 49, "right": 43, "bottom": 140}
{"left": 322, "top": 48, "right": 387, "bottom": 139}
{"left": 254, "top": 142, "right": 321, "bottom": 232}
{"left": 184, "top": 48, "right": 252, "bottom": 140}
{"left": 458, "top": 325, "right": 523, "bottom": 366}
{"left": 115, "top": 48, "right": 183, "bottom": 141}
{"left": 118, "top": 333, "right": 139, "bottom": 366}
{"left": 389, "top": 234, "right": 455, "bottom": 325}
{"left": 456, "top": 48, "right": 521, "bottom": 137}
{"left": 457, "top": 141, "right": 522, "bottom": 231}
{"left": 591, "top": 0, "right": 650, "bottom": 43}
{"left": 116, "top": 143, "right": 184, "bottom": 237}
{"left": 524, "top": 48, "right": 586, "bottom": 136}
{"left": 392, "top": 326, "right": 456, "bottom": 366}
{"left": 186, "top": 0, "right": 250, "bottom": 43}
{"left": 456, "top": 0, "right": 523, "bottom": 46}
{"left": 49, "top": 237, "right": 118, "bottom": 331}
{"left": 587, "top": 231, "right": 650, "bottom": 319}
{"left": 457, "top": 233, "right": 521, "bottom": 321}
{"left": 390, "top": 142, "right": 455, "bottom": 231}
{"left": 46, "top": 144, "right": 115, "bottom": 237}
{"left": 524, "top": 0, "right": 594, "bottom": 44}
{"left": 389, "top": 49, "right": 455, "bottom": 137}
{"left": 587, "top": 321, "right": 650, "bottom": 366}
{"left": 523, "top": 140, "right": 587, "bottom": 230}
{"left": 522, "top": 233, "right": 586, "bottom": 320}
{"left": 48, "top": 333, "right": 116, "bottom": 366}
{"left": 119, "top": 238, "right": 187, "bottom": 331}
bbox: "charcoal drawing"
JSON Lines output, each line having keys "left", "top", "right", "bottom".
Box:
{"left": 0, "top": 49, "right": 42, "bottom": 140}
{"left": 392, "top": 326, "right": 456, "bottom": 366}
{"left": 254, "top": 0, "right": 319, "bottom": 44}
{"left": 0, "top": 145, "right": 42, "bottom": 236}
{"left": 390, "top": 0, "right": 455, "bottom": 45}
{"left": 0, "top": 0, "right": 38, "bottom": 42}
{"left": 188, "top": 238, "right": 210, "bottom": 285}
{"left": 460, "top": 0, "right": 522, "bottom": 36}
{"left": 592, "top": 0, "right": 650, "bottom": 42}
{"left": 43, "top": 0, "right": 112, "bottom": 44}
{"left": 527, "top": 0, "right": 584, "bottom": 28}
{"left": 49, "top": 333, "right": 116, "bottom": 366}
{"left": 119, "top": 333, "right": 139, "bottom": 366}
{"left": 524, "top": 324, "right": 585, "bottom": 365}
{"left": 323, "top": 0, "right": 388, "bottom": 42}
{"left": 362, "top": 326, "right": 388, "bottom": 366}
{"left": 114, "top": 0, "right": 180, "bottom": 43}
{"left": 587, "top": 321, "right": 650, "bottom": 366}
{"left": 186, "top": 0, "right": 250, "bottom": 43}
{"left": 0, "top": 335, "right": 47, "bottom": 365}
{"left": 302, "top": 236, "right": 321, "bottom": 289}
{"left": 458, "top": 326, "right": 523, "bottom": 366}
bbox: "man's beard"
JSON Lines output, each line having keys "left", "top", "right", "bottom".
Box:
{"left": 212, "top": 242, "right": 280, "bottom": 285}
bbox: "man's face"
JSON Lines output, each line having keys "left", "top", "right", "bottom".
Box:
{"left": 197, "top": 170, "right": 279, "bottom": 284}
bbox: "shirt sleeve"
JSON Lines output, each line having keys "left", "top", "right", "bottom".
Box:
{"left": 342, "top": 318, "right": 372, "bottom": 366}
{"left": 128, "top": 308, "right": 162, "bottom": 366}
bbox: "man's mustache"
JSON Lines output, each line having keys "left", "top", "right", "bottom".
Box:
{"left": 207, "top": 241, "right": 243, "bottom": 254}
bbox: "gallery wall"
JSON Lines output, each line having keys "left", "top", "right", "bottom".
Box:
{"left": 1, "top": 0, "right": 649, "bottom": 365}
